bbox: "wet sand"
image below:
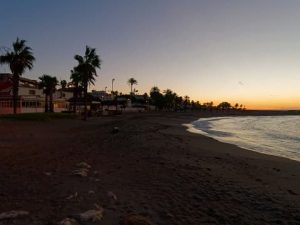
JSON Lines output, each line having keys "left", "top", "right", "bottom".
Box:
{"left": 0, "top": 112, "right": 299, "bottom": 225}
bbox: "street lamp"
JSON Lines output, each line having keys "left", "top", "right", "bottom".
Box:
{"left": 112, "top": 78, "right": 115, "bottom": 93}
{"left": 105, "top": 86, "right": 107, "bottom": 92}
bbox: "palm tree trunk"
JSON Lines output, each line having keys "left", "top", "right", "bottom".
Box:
{"left": 45, "top": 94, "right": 48, "bottom": 112}
{"left": 130, "top": 84, "right": 133, "bottom": 95}
{"left": 12, "top": 74, "right": 19, "bottom": 114}
{"left": 84, "top": 83, "right": 88, "bottom": 120}
{"left": 73, "top": 88, "right": 77, "bottom": 113}
{"left": 49, "top": 91, "right": 54, "bottom": 112}
{"left": 73, "top": 83, "right": 79, "bottom": 113}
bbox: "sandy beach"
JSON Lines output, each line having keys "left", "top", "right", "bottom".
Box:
{"left": 0, "top": 112, "right": 299, "bottom": 225}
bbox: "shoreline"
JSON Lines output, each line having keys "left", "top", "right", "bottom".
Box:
{"left": 184, "top": 114, "right": 300, "bottom": 163}
{"left": 0, "top": 112, "right": 299, "bottom": 224}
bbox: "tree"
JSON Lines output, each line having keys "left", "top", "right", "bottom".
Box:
{"left": 150, "top": 86, "right": 164, "bottom": 110}
{"left": 183, "top": 95, "right": 190, "bottom": 111}
{"left": 60, "top": 80, "right": 67, "bottom": 89}
{"left": 217, "top": 102, "right": 232, "bottom": 111}
{"left": 0, "top": 38, "right": 35, "bottom": 113}
{"left": 70, "top": 68, "right": 82, "bottom": 113}
{"left": 128, "top": 78, "right": 137, "bottom": 95}
{"left": 163, "top": 89, "right": 177, "bottom": 111}
{"left": 60, "top": 80, "right": 67, "bottom": 98}
{"left": 175, "top": 96, "right": 183, "bottom": 111}
{"left": 74, "top": 46, "right": 101, "bottom": 120}
{"left": 203, "top": 101, "right": 214, "bottom": 111}
{"left": 39, "top": 75, "right": 58, "bottom": 112}
{"left": 234, "top": 103, "right": 239, "bottom": 110}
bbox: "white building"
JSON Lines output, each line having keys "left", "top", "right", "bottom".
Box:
{"left": 0, "top": 73, "right": 72, "bottom": 114}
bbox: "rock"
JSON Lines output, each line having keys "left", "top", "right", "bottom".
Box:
{"left": 58, "top": 218, "right": 78, "bottom": 225}
{"left": 121, "top": 214, "right": 155, "bottom": 225}
{"left": 0, "top": 210, "right": 29, "bottom": 220}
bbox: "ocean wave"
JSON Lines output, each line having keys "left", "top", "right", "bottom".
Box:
{"left": 186, "top": 116, "right": 300, "bottom": 162}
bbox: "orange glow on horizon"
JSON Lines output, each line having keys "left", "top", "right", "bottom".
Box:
{"left": 192, "top": 96, "right": 300, "bottom": 110}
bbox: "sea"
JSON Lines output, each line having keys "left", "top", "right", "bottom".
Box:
{"left": 186, "top": 116, "right": 300, "bottom": 161}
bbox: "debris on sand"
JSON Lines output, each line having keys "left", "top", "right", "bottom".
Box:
{"left": 66, "top": 192, "right": 79, "bottom": 200}
{"left": 72, "top": 162, "right": 92, "bottom": 177}
{"left": 44, "top": 172, "right": 52, "bottom": 176}
{"left": 0, "top": 210, "right": 29, "bottom": 220}
{"left": 112, "top": 127, "right": 119, "bottom": 134}
{"left": 72, "top": 168, "right": 89, "bottom": 177}
{"left": 78, "top": 204, "right": 104, "bottom": 222}
{"left": 121, "top": 214, "right": 155, "bottom": 225}
{"left": 107, "top": 191, "right": 118, "bottom": 201}
{"left": 58, "top": 218, "right": 79, "bottom": 225}
{"left": 76, "top": 162, "right": 91, "bottom": 169}
{"left": 88, "top": 190, "right": 95, "bottom": 195}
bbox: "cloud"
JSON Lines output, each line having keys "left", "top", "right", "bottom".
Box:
{"left": 238, "top": 81, "right": 244, "bottom": 86}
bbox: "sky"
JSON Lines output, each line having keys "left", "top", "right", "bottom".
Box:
{"left": 1, "top": 0, "right": 300, "bottom": 109}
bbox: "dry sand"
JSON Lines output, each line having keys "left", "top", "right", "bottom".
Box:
{"left": 0, "top": 112, "right": 299, "bottom": 225}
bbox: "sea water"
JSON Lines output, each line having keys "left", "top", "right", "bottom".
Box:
{"left": 187, "top": 116, "right": 300, "bottom": 161}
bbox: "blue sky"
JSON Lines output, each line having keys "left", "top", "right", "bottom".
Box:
{"left": 1, "top": 0, "right": 300, "bottom": 109}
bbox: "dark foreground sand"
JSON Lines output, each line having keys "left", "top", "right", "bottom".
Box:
{"left": 0, "top": 112, "right": 299, "bottom": 225}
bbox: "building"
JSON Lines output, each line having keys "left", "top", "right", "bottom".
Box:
{"left": 0, "top": 73, "right": 72, "bottom": 114}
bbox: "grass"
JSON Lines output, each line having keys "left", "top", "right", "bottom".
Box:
{"left": 0, "top": 112, "right": 77, "bottom": 121}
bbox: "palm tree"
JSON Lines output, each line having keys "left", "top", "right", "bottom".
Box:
{"left": 39, "top": 75, "right": 58, "bottom": 112}
{"left": 234, "top": 103, "right": 239, "bottom": 110}
{"left": 70, "top": 68, "right": 81, "bottom": 113}
{"left": 74, "top": 46, "right": 101, "bottom": 120}
{"left": 60, "top": 80, "right": 67, "bottom": 98}
{"left": 60, "top": 80, "right": 67, "bottom": 89}
{"left": 163, "top": 89, "right": 177, "bottom": 111}
{"left": 150, "top": 86, "right": 164, "bottom": 110}
{"left": 0, "top": 38, "right": 35, "bottom": 114}
{"left": 128, "top": 78, "right": 137, "bottom": 95}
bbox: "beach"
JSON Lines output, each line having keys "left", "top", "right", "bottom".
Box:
{"left": 0, "top": 112, "right": 300, "bottom": 225}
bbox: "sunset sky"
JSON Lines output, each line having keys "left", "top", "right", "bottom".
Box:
{"left": 1, "top": 0, "right": 300, "bottom": 109}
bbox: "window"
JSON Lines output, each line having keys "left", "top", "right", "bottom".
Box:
{"left": 29, "top": 90, "right": 36, "bottom": 95}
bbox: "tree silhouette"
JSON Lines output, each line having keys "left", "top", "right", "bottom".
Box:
{"left": 39, "top": 75, "right": 58, "bottom": 112}
{"left": 70, "top": 69, "right": 82, "bottom": 112}
{"left": 74, "top": 46, "right": 101, "bottom": 120}
{"left": 60, "top": 80, "right": 67, "bottom": 89}
{"left": 60, "top": 80, "right": 67, "bottom": 98}
{"left": 128, "top": 78, "right": 137, "bottom": 95}
{"left": 217, "top": 102, "right": 232, "bottom": 111}
{"left": 234, "top": 103, "right": 239, "bottom": 110}
{"left": 0, "top": 38, "right": 35, "bottom": 113}
{"left": 150, "top": 86, "right": 164, "bottom": 110}
{"left": 163, "top": 89, "right": 177, "bottom": 111}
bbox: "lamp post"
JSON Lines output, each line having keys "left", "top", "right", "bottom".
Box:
{"left": 105, "top": 86, "right": 107, "bottom": 92}
{"left": 112, "top": 78, "right": 115, "bottom": 93}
